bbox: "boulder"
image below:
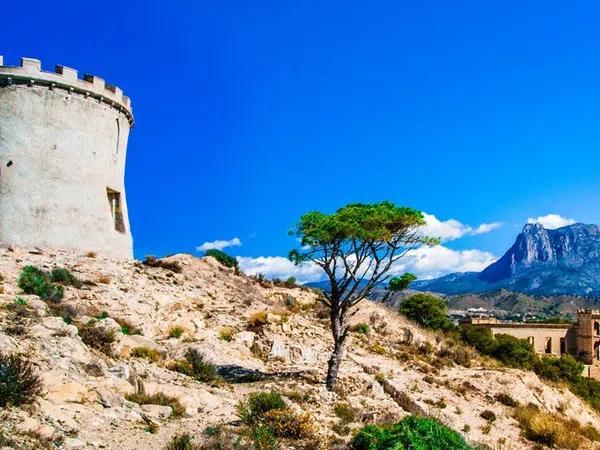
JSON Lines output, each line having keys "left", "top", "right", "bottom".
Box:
{"left": 141, "top": 404, "right": 173, "bottom": 420}
{"left": 234, "top": 331, "right": 255, "bottom": 348}
{"left": 30, "top": 316, "right": 78, "bottom": 339}
{"left": 269, "top": 339, "right": 289, "bottom": 361}
{"left": 107, "top": 363, "right": 132, "bottom": 381}
{"left": 0, "top": 333, "right": 17, "bottom": 353}
{"left": 96, "top": 388, "right": 129, "bottom": 408}
{"left": 290, "top": 345, "right": 316, "bottom": 364}
{"left": 96, "top": 317, "right": 122, "bottom": 334}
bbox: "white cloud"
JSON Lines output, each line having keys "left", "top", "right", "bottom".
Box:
{"left": 238, "top": 245, "right": 497, "bottom": 284}
{"left": 197, "top": 237, "right": 242, "bottom": 252}
{"left": 420, "top": 213, "right": 501, "bottom": 241}
{"left": 237, "top": 256, "right": 323, "bottom": 284}
{"left": 473, "top": 222, "right": 502, "bottom": 234}
{"left": 527, "top": 214, "right": 576, "bottom": 230}
{"left": 391, "top": 245, "right": 497, "bottom": 280}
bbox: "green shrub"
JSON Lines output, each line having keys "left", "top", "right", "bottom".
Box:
{"left": 200, "top": 426, "right": 241, "bottom": 449}
{"left": 571, "top": 377, "right": 600, "bottom": 411}
{"left": 78, "top": 325, "right": 115, "bottom": 355}
{"left": 490, "top": 334, "right": 536, "bottom": 368}
{"left": 459, "top": 327, "right": 535, "bottom": 369}
{"left": 131, "top": 347, "right": 163, "bottom": 363}
{"left": 164, "top": 433, "right": 198, "bottom": 450}
{"left": 334, "top": 402, "right": 357, "bottom": 423}
{"left": 168, "top": 325, "right": 186, "bottom": 338}
{"left": 49, "top": 268, "right": 77, "bottom": 285}
{"left": 204, "top": 249, "right": 239, "bottom": 272}
{"left": 18, "top": 265, "right": 64, "bottom": 303}
{"left": 353, "top": 323, "right": 370, "bottom": 334}
{"left": 126, "top": 391, "right": 186, "bottom": 417}
{"left": 534, "top": 354, "right": 584, "bottom": 383}
{"left": 449, "top": 345, "right": 473, "bottom": 367}
{"left": 480, "top": 410, "right": 496, "bottom": 422}
{"left": 399, "top": 294, "right": 454, "bottom": 331}
{"left": 245, "top": 425, "right": 278, "bottom": 450}
{"left": 47, "top": 302, "right": 78, "bottom": 324}
{"left": 0, "top": 353, "right": 43, "bottom": 407}
{"left": 237, "top": 391, "right": 286, "bottom": 425}
{"left": 169, "top": 348, "right": 219, "bottom": 382}
{"left": 0, "top": 433, "right": 15, "bottom": 448}
{"left": 283, "top": 276, "right": 297, "bottom": 288}
{"left": 116, "top": 318, "right": 142, "bottom": 335}
{"left": 495, "top": 393, "right": 519, "bottom": 407}
{"left": 350, "top": 416, "right": 475, "bottom": 450}
{"left": 459, "top": 326, "right": 496, "bottom": 354}
{"left": 236, "top": 391, "right": 314, "bottom": 444}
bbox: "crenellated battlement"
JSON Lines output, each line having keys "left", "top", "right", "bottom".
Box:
{"left": 0, "top": 56, "right": 133, "bottom": 126}
{"left": 578, "top": 309, "right": 600, "bottom": 316}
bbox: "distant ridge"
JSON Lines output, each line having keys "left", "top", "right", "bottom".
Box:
{"left": 412, "top": 222, "right": 600, "bottom": 296}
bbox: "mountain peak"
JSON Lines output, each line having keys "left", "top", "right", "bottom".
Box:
{"left": 413, "top": 221, "right": 600, "bottom": 296}
{"left": 523, "top": 222, "right": 545, "bottom": 233}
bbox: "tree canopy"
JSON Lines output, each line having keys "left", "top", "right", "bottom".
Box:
{"left": 398, "top": 293, "right": 454, "bottom": 331}
{"left": 289, "top": 202, "right": 438, "bottom": 309}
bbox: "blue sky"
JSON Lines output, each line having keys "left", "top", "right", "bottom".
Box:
{"left": 3, "top": 1, "right": 600, "bottom": 281}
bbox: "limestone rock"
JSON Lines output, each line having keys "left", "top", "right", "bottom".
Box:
{"left": 140, "top": 404, "right": 173, "bottom": 420}
{"left": 113, "top": 334, "right": 163, "bottom": 357}
{"left": 269, "top": 339, "right": 289, "bottom": 361}
{"left": 234, "top": 331, "right": 255, "bottom": 348}
{"left": 64, "top": 438, "right": 86, "bottom": 449}
{"left": 96, "top": 317, "right": 122, "bottom": 334}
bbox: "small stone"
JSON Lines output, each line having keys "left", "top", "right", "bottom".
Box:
{"left": 141, "top": 404, "right": 173, "bottom": 420}
{"left": 65, "top": 438, "right": 86, "bottom": 449}
{"left": 266, "top": 313, "right": 281, "bottom": 324}
{"left": 107, "top": 363, "right": 131, "bottom": 381}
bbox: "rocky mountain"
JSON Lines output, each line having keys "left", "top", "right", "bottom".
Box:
{"left": 413, "top": 223, "right": 600, "bottom": 296}
{"left": 1, "top": 247, "right": 598, "bottom": 449}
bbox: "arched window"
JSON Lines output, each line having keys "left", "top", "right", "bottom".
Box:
{"left": 594, "top": 321, "right": 600, "bottom": 336}
{"left": 545, "top": 337, "right": 552, "bottom": 354}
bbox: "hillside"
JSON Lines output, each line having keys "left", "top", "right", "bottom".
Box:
{"left": 414, "top": 223, "right": 600, "bottom": 296}
{"left": 0, "top": 247, "right": 598, "bottom": 449}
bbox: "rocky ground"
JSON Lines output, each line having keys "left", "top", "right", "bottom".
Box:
{"left": 0, "top": 247, "right": 598, "bottom": 449}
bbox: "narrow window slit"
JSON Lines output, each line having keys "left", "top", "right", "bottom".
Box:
{"left": 107, "top": 188, "right": 125, "bottom": 233}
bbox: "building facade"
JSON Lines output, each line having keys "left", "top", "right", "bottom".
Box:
{"left": 0, "top": 57, "right": 133, "bottom": 258}
{"left": 462, "top": 310, "right": 600, "bottom": 366}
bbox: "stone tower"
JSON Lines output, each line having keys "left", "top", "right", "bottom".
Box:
{"left": 577, "top": 309, "right": 600, "bottom": 364}
{"left": 0, "top": 57, "right": 133, "bottom": 258}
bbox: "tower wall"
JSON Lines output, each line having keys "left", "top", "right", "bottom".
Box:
{"left": 0, "top": 57, "right": 134, "bottom": 259}
{"left": 577, "top": 310, "right": 600, "bottom": 364}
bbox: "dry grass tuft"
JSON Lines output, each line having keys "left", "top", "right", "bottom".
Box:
{"left": 126, "top": 391, "right": 185, "bottom": 417}
{"left": 96, "top": 274, "right": 111, "bottom": 284}
{"left": 514, "top": 403, "right": 598, "bottom": 449}
{"left": 130, "top": 346, "right": 163, "bottom": 363}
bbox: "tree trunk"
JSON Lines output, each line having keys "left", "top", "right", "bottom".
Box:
{"left": 326, "top": 308, "right": 348, "bottom": 390}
